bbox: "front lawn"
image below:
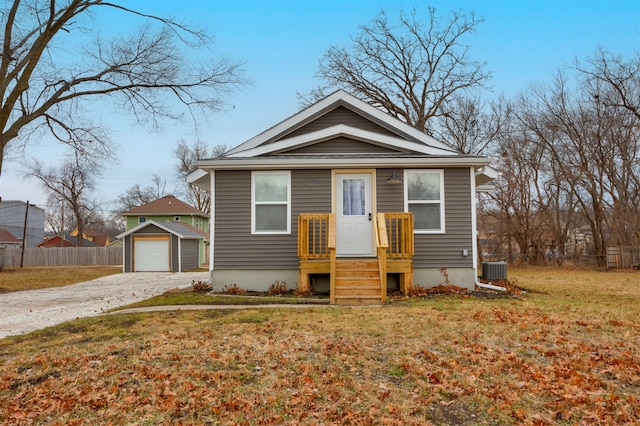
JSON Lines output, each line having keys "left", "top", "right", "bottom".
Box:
{"left": 0, "top": 266, "right": 122, "bottom": 292}
{"left": 0, "top": 267, "right": 638, "bottom": 425}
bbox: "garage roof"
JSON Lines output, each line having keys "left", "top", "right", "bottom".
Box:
{"left": 117, "top": 220, "right": 208, "bottom": 240}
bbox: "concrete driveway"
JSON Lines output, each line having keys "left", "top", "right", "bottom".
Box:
{"left": 0, "top": 271, "right": 208, "bottom": 339}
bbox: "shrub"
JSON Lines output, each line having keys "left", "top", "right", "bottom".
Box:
{"left": 268, "top": 280, "right": 288, "bottom": 295}
{"left": 191, "top": 280, "right": 212, "bottom": 292}
{"left": 294, "top": 287, "right": 312, "bottom": 297}
{"left": 221, "top": 283, "right": 247, "bottom": 295}
{"left": 408, "top": 284, "right": 429, "bottom": 297}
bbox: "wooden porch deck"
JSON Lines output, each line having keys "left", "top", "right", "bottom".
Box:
{"left": 298, "top": 212, "right": 414, "bottom": 305}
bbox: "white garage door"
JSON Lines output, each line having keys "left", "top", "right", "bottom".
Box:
{"left": 133, "top": 236, "right": 170, "bottom": 272}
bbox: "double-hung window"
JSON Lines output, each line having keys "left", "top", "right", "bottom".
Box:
{"left": 252, "top": 171, "right": 291, "bottom": 234}
{"left": 404, "top": 170, "right": 445, "bottom": 233}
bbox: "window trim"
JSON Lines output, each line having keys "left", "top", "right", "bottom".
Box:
{"left": 404, "top": 169, "right": 445, "bottom": 234}
{"left": 251, "top": 170, "right": 291, "bottom": 234}
{"left": 138, "top": 216, "right": 147, "bottom": 223}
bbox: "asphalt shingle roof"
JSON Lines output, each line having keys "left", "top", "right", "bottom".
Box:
{"left": 121, "top": 195, "right": 208, "bottom": 217}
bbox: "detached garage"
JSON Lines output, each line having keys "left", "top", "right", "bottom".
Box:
{"left": 118, "top": 220, "right": 208, "bottom": 272}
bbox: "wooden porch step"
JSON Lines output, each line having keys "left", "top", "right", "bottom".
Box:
{"left": 334, "top": 295, "right": 382, "bottom": 306}
{"left": 334, "top": 259, "right": 382, "bottom": 305}
{"left": 334, "top": 285, "right": 381, "bottom": 297}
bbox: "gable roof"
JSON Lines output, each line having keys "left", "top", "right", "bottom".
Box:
{"left": 0, "top": 228, "right": 20, "bottom": 243}
{"left": 116, "top": 220, "right": 209, "bottom": 240}
{"left": 226, "top": 90, "right": 458, "bottom": 156}
{"left": 37, "top": 235, "right": 98, "bottom": 247}
{"left": 229, "top": 124, "right": 457, "bottom": 158}
{"left": 120, "top": 195, "right": 208, "bottom": 218}
{"left": 189, "top": 90, "right": 495, "bottom": 190}
{"left": 37, "top": 235, "right": 76, "bottom": 248}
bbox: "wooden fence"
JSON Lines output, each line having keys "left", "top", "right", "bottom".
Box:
{"left": 0, "top": 247, "right": 123, "bottom": 268}
{"left": 606, "top": 246, "right": 640, "bottom": 269}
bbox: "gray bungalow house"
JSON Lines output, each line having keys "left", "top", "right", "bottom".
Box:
{"left": 189, "top": 90, "right": 497, "bottom": 304}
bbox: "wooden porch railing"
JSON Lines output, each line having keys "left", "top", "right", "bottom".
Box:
{"left": 297, "top": 213, "right": 335, "bottom": 259}
{"left": 375, "top": 213, "right": 389, "bottom": 303}
{"left": 383, "top": 212, "right": 414, "bottom": 259}
{"left": 298, "top": 212, "right": 414, "bottom": 300}
{"left": 298, "top": 214, "right": 336, "bottom": 298}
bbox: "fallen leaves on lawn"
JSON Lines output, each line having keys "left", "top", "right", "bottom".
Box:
{"left": 1, "top": 268, "right": 639, "bottom": 425}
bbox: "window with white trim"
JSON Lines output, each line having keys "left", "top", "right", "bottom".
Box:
{"left": 252, "top": 171, "right": 291, "bottom": 234}
{"left": 138, "top": 217, "right": 147, "bottom": 223}
{"left": 404, "top": 170, "right": 445, "bottom": 233}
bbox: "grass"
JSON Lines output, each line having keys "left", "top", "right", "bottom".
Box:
{"left": 0, "top": 265, "right": 122, "bottom": 292}
{"left": 0, "top": 267, "right": 639, "bottom": 425}
{"left": 111, "top": 292, "right": 329, "bottom": 311}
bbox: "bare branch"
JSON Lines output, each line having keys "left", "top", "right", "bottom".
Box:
{"left": 0, "top": 0, "right": 249, "bottom": 174}
{"left": 302, "top": 6, "right": 490, "bottom": 139}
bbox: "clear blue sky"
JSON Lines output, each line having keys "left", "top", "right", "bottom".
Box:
{"left": 1, "top": 0, "right": 639, "bottom": 213}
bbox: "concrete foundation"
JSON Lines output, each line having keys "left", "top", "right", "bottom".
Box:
{"left": 210, "top": 267, "right": 477, "bottom": 292}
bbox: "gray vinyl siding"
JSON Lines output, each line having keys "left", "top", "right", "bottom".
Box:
{"left": 214, "top": 169, "right": 331, "bottom": 269}
{"left": 279, "top": 106, "right": 399, "bottom": 141}
{"left": 180, "top": 239, "right": 199, "bottom": 270}
{"left": 376, "top": 168, "right": 405, "bottom": 211}
{"left": 170, "top": 234, "right": 179, "bottom": 271}
{"left": 214, "top": 167, "right": 473, "bottom": 270}
{"left": 377, "top": 168, "right": 474, "bottom": 268}
{"left": 283, "top": 137, "right": 403, "bottom": 155}
{"left": 124, "top": 235, "right": 132, "bottom": 272}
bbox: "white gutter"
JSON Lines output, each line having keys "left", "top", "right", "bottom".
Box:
{"left": 196, "top": 156, "right": 492, "bottom": 170}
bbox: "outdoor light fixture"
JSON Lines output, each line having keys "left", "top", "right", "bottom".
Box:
{"left": 387, "top": 170, "right": 402, "bottom": 184}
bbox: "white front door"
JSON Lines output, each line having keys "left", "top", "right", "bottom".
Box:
{"left": 335, "top": 173, "right": 374, "bottom": 256}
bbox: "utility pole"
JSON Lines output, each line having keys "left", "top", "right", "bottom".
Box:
{"left": 20, "top": 201, "right": 30, "bottom": 268}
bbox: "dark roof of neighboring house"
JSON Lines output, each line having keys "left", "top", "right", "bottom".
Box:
{"left": 120, "top": 195, "right": 208, "bottom": 218}
{"left": 65, "top": 235, "right": 98, "bottom": 247}
{"left": 116, "top": 220, "right": 209, "bottom": 240}
{"left": 0, "top": 228, "right": 20, "bottom": 243}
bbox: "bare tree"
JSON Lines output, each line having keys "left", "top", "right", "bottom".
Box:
{"left": 24, "top": 150, "right": 98, "bottom": 246}
{"left": 116, "top": 174, "right": 172, "bottom": 211}
{"left": 575, "top": 48, "right": 640, "bottom": 122}
{"left": 0, "top": 0, "right": 248, "bottom": 174}
{"left": 431, "top": 95, "right": 500, "bottom": 155}
{"left": 174, "top": 139, "right": 227, "bottom": 214}
{"left": 301, "top": 7, "right": 490, "bottom": 136}
{"left": 43, "top": 194, "right": 74, "bottom": 237}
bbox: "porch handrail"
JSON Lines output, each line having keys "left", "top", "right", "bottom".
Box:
{"left": 298, "top": 213, "right": 335, "bottom": 258}
{"left": 375, "top": 213, "right": 389, "bottom": 303}
{"left": 383, "top": 212, "right": 414, "bottom": 258}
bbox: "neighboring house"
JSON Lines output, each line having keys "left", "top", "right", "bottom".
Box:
{"left": 69, "top": 227, "right": 112, "bottom": 246}
{"left": 0, "top": 228, "right": 21, "bottom": 248}
{"left": 107, "top": 239, "right": 123, "bottom": 248}
{"left": 120, "top": 195, "right": 210, "bottom": 268}
{"left": 116, "top": 220, "right": 208, "bottom": 272}
{"left": 188, "top": 90, "right": 497, "bottom": 305}
{"left": 0, "top": 200, "right": 45, "bottom": 248}
{"left": 38, "top": 235, "right": 98, "bottom": 248}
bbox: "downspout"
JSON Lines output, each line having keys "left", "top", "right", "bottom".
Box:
{"left": 209, "top": 170, "right": 215, "bottom": 282}
{"left": 471, "top": 168, "right": 506, "bottom": 292}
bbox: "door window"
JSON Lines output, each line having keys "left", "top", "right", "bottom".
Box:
{"left": 342, "top": 179, "right": 365, "bottom": 216}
